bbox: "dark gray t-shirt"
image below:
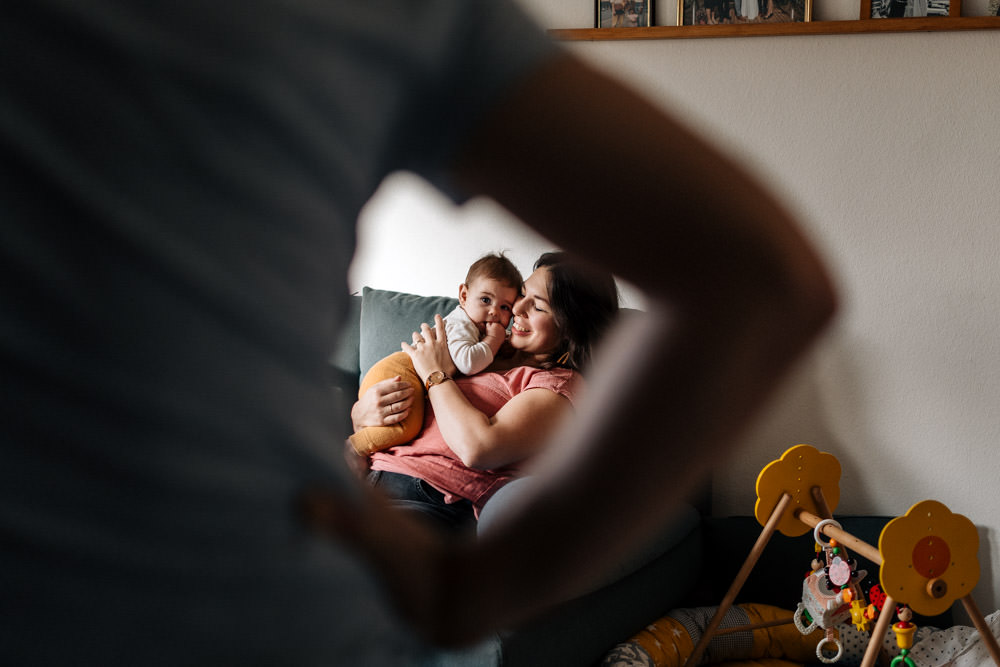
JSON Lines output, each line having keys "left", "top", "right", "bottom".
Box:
{"left": 0, "top": 1, "right": 556, "bottom": 663}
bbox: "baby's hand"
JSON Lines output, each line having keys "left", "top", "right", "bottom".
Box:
{"left": 482, "top": 321, "right": 507, "bottom": 354}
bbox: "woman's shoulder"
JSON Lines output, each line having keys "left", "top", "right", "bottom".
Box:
{"left": 500, "top": 366, "right": 582, "bottom": 402}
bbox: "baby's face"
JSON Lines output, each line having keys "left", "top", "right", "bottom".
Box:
{"left": 459, "top": 277, "right": 518, "bottom": 331}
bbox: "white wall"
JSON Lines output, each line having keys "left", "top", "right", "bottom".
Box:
{"left": 350, "top": 173, "right": 648, "bottom": 308}
{"left": 350, "top": 3, "right": 1000, "bottom": 616}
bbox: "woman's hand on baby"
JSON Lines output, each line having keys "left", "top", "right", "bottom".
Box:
{"left": 350, "top": 376, "right": 415, "bottom": 430}
{"left": 403, "top": 315, "right": 457, "bottom": 381}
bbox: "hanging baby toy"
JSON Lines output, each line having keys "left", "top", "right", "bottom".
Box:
{"left": 681, "top": 445, "right": 1000, "bottom": 667}
{"left": 794, "top": 518, "right": 869, "bottom": 664}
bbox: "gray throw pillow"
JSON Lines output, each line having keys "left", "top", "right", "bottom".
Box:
{"left": 358, "top": 287, "right": 459, "bottom": 378}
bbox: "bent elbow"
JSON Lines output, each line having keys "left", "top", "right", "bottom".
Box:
{"left": 671, "top": 238, "right": 840, "bottom": 357}
{"left": 451, "top": 437, "right": 503, "bottom": 470}
{"left": 724, "top": 228, "right": 840, "bottom": 343}
{"left": 810, "top": 278, "right": 838, "bottom": 337}
{"left": 456, "top": 447, "right": 491, "bottom": 470}
{"left": 778, "top": 249, "right": 839, "bottom": 343}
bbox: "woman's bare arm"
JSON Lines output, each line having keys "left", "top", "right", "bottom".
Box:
{"left": 429, "top": 381, "right": 569, "bottom": 470}
{"left": 404, "top": 316, "right": 572, "bottom": 470}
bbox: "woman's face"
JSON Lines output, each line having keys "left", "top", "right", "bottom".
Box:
{"left": 509, "top": 267, "right": 562, "bottom": 359}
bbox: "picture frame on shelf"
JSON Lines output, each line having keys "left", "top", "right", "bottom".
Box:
{"left": 678, "top": 0, "right": 811, "bottom": 25}
{"left": 596, "top": 0, "right": 653, "bottom": 27}
{"left": 860, "top": 0, "right": 960, "bottom": 17}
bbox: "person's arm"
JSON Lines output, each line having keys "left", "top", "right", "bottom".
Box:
{"left": 305, "top": 53, "right": 836, "bottom": 646}
{"left": 438, "top": 386, "right": 568, "bottom": 469}
{"left": 445, "top": 51, "right": 836, "bottom": 631}
{"left": 446, "top": 50, "right": 836, "bottom": 634}
{"left": 350, "top": 376, "right": 415, "bottom": 432}
{"left": 444, "top": 313, "right": 496, "bottom": 376}
{"left": 408, "top": 316, "right": 572, "bottom": 470}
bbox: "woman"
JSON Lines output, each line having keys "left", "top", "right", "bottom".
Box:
{"left": 351, "top": 252, "right": 620, "bottom": 534}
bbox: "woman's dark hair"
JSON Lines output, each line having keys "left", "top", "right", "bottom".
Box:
{"left": 534, "top": 251, "right": 620, "bottom": 372}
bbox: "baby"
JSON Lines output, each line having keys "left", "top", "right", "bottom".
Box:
{"left": 349, "top": 252, "right": 522, "bottom": 455}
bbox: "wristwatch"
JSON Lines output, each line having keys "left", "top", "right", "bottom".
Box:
{"left": 424, "top": 370, "right": 452, "bottom": 391}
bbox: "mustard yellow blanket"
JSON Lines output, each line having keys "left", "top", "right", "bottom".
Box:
{"left": 602, "top": 603, "right": 844, "bottom": 667}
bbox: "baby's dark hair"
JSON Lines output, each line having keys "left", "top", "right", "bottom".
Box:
{"left": 534, "top": 251, "right": 620, "bottom": 372}
{"left": 465, "top": 252, "right": 523, "bottom": 289}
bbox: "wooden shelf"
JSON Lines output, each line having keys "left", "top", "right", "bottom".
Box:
{"left": 548, "top": 16, "right": 1000, "bottom": 40}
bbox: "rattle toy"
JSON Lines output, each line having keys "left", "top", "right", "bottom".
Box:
{"left": 793, "top": 521, "right": 868, "bottom": 663}
{"left": 682, "top": 444, "right": 1000, "bottom": 667}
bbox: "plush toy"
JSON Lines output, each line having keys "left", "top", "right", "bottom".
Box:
{"left": 348, "top": 351, "right": 425, "bottom": 455}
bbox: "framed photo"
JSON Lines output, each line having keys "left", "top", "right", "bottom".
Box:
{"left": 679, "top": 0, "right": 811, "bottom": 25}
{"left": 861, "top": 0, "right": 960, "bottom": 17}
{"left": 596, "top": 0, "right": 653, "bottom": 27}
{"left": 990, "top": 0, "right": 1000, "bottom": 15}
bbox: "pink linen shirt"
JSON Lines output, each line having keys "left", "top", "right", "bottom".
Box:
{"left": 370, "top": 366, "right": 580, "bottom": 514}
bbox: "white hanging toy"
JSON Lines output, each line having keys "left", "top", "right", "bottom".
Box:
{"left": 793, "top": 518, "right": 868, "bottom": 663}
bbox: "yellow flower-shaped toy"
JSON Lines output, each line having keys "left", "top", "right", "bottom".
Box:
{"left": 755, "top": 444, "right": 841, "bottom": 537}
{"left": 879, "top": 500, "right": 980, "bottom": 617}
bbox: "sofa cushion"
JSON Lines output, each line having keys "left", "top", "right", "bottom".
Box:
{"left": 358, "top": 287, "right": 459, "bottom": 378}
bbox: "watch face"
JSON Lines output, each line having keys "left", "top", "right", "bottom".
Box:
{"left": 426, "top": 371, "right": 446, "bottom": 387}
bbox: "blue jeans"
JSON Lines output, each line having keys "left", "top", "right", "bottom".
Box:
{"left": 368, "top": 470, "right": 476, "bottom": 535}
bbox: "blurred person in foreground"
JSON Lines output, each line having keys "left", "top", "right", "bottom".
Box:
{"left": 0, "top": 1, "right": 836, "bottom": 664}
